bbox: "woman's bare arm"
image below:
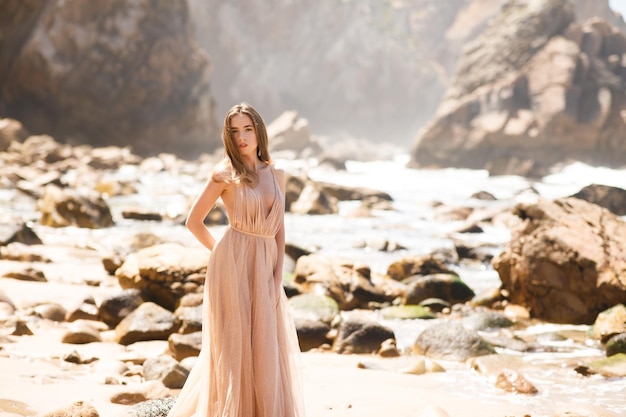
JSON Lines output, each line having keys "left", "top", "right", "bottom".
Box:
{"left": 186, "top": 178, "right": 227, "bottom": 251}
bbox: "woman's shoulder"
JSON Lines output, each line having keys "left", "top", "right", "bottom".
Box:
{"left": 211, "top": 159, "right": 236, "bottom": 183}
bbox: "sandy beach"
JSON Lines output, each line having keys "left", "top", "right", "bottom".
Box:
{"left": 0, "top": 276, "right": 540, "bottom": 417}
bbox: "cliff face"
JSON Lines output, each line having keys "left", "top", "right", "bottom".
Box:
{"left": 1, "top": 0, "right": 624, "bottom": 158}
{"left": 410, "top": 0, "right": 626, "bottom": 174}
{"left": 0, "top": 0, "right": 218, "bottom": 157}
{"left": 189, "top": 0, "right": 485, "bottom": 144}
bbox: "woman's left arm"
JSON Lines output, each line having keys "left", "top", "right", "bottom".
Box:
{"left": 273, "top": 168, "right": 286, "bottom": 306}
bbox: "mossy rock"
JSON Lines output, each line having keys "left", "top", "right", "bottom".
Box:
{"left": 288, "top": 293, "right": 339, "bottom": 323}
{"left": 585, "top": 353, "right": 626, "bottom": 377}
{"left": 380, "top": 305, "right": 436, "bottom": 320}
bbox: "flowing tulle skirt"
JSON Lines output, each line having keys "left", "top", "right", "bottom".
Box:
{"left": 167, "top": 226, "right": 305, "bottom": 417}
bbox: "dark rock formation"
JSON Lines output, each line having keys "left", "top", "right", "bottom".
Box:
{"left": 410, "top": 0, "right": 626, "bottom": 173}
{"left": 493, "top": 197, "right": 626, "bottom": 324}
{"left": 570, "top": 183, "right": 626, "bottom": 216}
{"left": 0, "top": 0, "right": 218, "bottom": 158}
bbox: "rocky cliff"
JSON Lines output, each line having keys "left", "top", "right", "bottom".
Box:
{"left": 1, "top": 0, "right": 624, "bottom": 158}
{"left": 410, "top": 0, "right": 626, "bottom": 174}
{"left": 190, "top": 0, "right": 625, "bottom": 148}
{"left": 0, "top": 0, "right": 218, "bottom": 158}
{"left": 188, "top": 0, "right": 497, "bottom": 144}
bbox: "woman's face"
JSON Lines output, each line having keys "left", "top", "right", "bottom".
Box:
{"left": 230, "top": 113, "right": 258, "bottom": 158}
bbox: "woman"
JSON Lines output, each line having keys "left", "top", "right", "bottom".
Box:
{"left": 167, "top": 103, "right": 305, "bottom": 417}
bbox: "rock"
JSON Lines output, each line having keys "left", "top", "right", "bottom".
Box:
{"left": 127, "top": 397, "right": 176, "bottom": 417}
{"left": 122, "top": 208, "right": 163, "bottom": 222}
{"left": 11, "top": 320, "right": 34, "bottom": 336}
{"left": 0, "top": 222, "right": 42, "bottom": 246}
{"left": 493, "top": 197, "right": 626, "bottom": 324}
{"left": 143, "top": 355, "right": 189, "bottom": 389}
{"left": 605, "top": 333, "right": 626, "bottom": 357}
{"left": 61, "top": 320, "right": 103, "bottom": 344}
{"left": 591, "top": 304, "right": 626, "bottom": 342}
{"left": 0, "top": 242, "right": 49, "bottom": 262}
{"left": 41, "top": 401, "right": 99, "bottom": 417}
{"left": 403, "top": 273, "right": 475, "bottom": 306}
{"left": 98, "top": 289, "right": 145, "bottom": 328}
{"left": 110, "top": 380, "right": 171, "bottom": 405}
{"left": 0, "top": 290, "right": 16, "bottom": 319}
{"left": 494, "top": 369, "right": 538, "bottom": 395}
{"left": 38, "top": 185, "right": 114, "bottom": 228}
{"left": 378, "top": 338, "right": 400, "bottom": 358}
{"left": 288, "top": 293, "right": 340, "bottom": 324}
{"left": 2, "top": 266, "right": 46, "bottom": 282}
{"left": 318, "top": 182, "right": 392, "bottom": 203}
{"left": 387, "top": 255, "right": 456, "bottom": 281}
{"left": 115, "top": 243, "right": 209, "bottom": 310}
{"left": 293, "top": 318, "right": 331, "bottom": 352}
{"left": 453, "top": 240, "right": 498, "bottom": 263}
{"left": 66, "top": 296, "right": 100, "bottom": 322}
{"left": 34, "top": 302, "right": 67, "bottom": 321}
{"left": 114, "top": 302, "right": 181, "bottom": 345}
{"left": 174, "top": 304, "right": 202, "bottom": 334}
{"left": 410, "top": 0, "right": 626, "bottom": 173}
{"left": 333, "top": 316, "right": 395, "bottom": 354}
{"left": 413, "top": 321, "right": 495, "bottom": 361}
{"left": 289, "top": 183, "right": 338, "bottom": 215}
{"left": 0, "top": 0, "right": 218, "bottom": 158}
{"left": 87, "top": 146, "right": 141, "bottom": 170}
{"left": 63, "top": 350, "right": 97, "bottom": 365}
{"left": 419, "top": 298, "right": 451, "bottom": 313}
{"left": 471, "top": 191, "right": 497, "bottom": 201}
{"left": 469, "top": 353, "right": 529, "bottom": 376}
{"left": 0, "top": 118, "right": 28, "bottom": 151}
{"left": 571, "top": 184, "right": 626, "bottom": 216}
{"left": 168, "top": 332, "right": 202, "bottom": 361}
{"left": 461, "top": 311, "right": 515, "bottom": 331}
{"left": 576, "top": 353, "right": 626, "bottom": 377}
{"left": 293, "top": 255, "right": 391, "bottom": 310}
{"left": 18, "top": 135, "right": 73, "bottom": 165}
{"left": 379, "top": 305, "right": 436, "bottom": 320}
{"left": 267, "top": 110, "right": 321, "bottom": 157}
{"left": 400, "top": 356, "right": 446, "bottom": 375}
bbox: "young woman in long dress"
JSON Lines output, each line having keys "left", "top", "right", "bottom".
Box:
{"left": 167, "top": 103, "right": 305, "bottom": 417}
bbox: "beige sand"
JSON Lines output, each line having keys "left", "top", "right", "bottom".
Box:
{"left": 0, "top": 268, "right": 534, "bottom": 417}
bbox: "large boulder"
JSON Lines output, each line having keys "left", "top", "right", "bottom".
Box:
{"left": 493, "top": 197, "right": 626, "bottom": 324}
{"left": 570, "top": 184, "right": 626, "bottom": 216}
{"left": 38, "top": 185, "right": 114, "bottom": 228}
{"left": 0, "top": 0, "right": 218, "bottom": 158}
{"left": 115, "top": 243, "right": 210, "bottom": 310}
{"left": 410, "top": 0, "right": 626, "bottom": 173}
{"left": 293, "top": 254, "right": 392, "bottom": 310}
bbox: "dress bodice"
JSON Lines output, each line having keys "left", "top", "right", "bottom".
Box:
{"left": 230, "top": 166, "right": 284, "bottom": 238}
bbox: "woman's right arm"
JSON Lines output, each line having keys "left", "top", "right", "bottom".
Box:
{"left": 185, "top": 178, "right": 227, "bottom": 251}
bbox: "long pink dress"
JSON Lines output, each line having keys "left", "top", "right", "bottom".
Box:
{"left": 167, "top": 167, "right": 305, "bottom": 417}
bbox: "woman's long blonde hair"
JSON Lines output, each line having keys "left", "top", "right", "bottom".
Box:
{"left": 213, "top": 103, "right": 272, "bottom": 186}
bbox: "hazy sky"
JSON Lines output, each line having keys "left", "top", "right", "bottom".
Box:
{"left": 609, "top": 0, "right": 626, "bottom": 17}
